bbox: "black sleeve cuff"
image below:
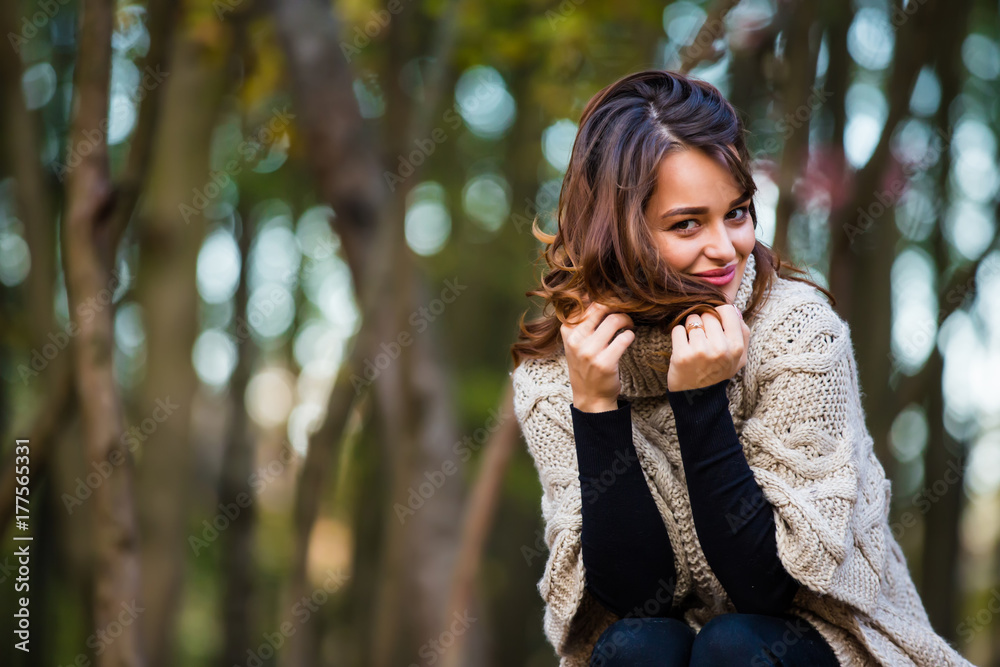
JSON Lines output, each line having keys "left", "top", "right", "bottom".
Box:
{"left": 571, "top": 398, "right": 634, "bottom": 481}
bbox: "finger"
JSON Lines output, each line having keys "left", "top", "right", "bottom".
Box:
{"left": 597, "top": 326, "right": 635, "bottom": 365}
{"left": 684, "top": 313, "right": 707, "bottom": 345}
{"left": 671, "top": 323, "right": 688, "bottom": 351}
{"left": 713, "top": 304, "right": 744, "bottom": 351}
{"left": 699, "top": 310, "right": 726, "bottom": 348}
{"left": 698, "top": 313, "right": 734, "bottom": 383}
{"left": 592, "top": 312, "right": 635, "bottom": 348}
{"left": 578, "top": 301, "right": 612, "bottom": 337}
{"left": 564, "top": 300, "right": 607, "bottom": 339}
{"left": 711, "top": 303, "right": 741, "bottom": 332}
{"left": 583, "top": 313, "right": 633, "bottom": 361}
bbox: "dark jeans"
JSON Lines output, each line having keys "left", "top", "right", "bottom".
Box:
{"left": 588, "top": 612, "right": 841, "bottom": 667}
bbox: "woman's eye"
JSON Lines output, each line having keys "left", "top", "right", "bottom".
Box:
{"left": 669, "top": 206, "right": 748, "bottom": 232}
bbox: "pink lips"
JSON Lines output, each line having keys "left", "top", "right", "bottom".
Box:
{"left": 693, "top": 265, "right": 736, "bottom": 285}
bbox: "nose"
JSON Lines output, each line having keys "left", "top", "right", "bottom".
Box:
{"left": 702, "top": 219, "right": 738, "bottom": 262}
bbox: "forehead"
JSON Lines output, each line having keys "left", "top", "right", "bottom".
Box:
{"left": 650, "top": 147, "right": 743, "bottom": 204}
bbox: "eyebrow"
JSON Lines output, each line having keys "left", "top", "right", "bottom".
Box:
{"left": 659, "top": 192, "right": 752, "bottom": 219}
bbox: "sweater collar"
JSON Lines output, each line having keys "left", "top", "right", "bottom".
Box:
{"left": 617, "top": 252, "right": 757, "bottom": 398}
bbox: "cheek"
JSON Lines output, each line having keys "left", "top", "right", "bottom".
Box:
{"left": 734, "top": 225, "right": 757, "bottom": 254}
{"left": 654, "top": 236, "right": 698, "bottom": 271}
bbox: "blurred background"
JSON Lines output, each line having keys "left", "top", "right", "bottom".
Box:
{"left": 0, "top": 0, "right": 998, "bottom": 665}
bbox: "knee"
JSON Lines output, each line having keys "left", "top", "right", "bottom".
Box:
{"left": 589, "top": 618, "right": 652, "bottom": 667}
{"left": 589, "top": 617, "right": 693, "bottom": 667}
{"left": 690, "top": 614, "right": 773, "bottom": 667}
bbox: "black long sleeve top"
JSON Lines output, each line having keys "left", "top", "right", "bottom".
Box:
{"left": 570, "top": 378, "right": 801, "bottom": 619}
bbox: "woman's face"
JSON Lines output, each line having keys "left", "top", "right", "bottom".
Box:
{"left": 644, "top": 147, "right": 757, "bottom": 304}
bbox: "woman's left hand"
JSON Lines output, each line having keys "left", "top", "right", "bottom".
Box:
{"left": 667, "top": 304, "right": 750, "bottom": 392}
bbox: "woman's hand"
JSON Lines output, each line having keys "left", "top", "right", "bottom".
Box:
{"left": 667, "top": 304, "right": 750, "bottom": 392}
{"left": 560, "top": 300, "right": 635, "bottom": 412}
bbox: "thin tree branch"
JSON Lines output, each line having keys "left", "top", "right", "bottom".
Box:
{"left": 62, "top": 0, "right": 144, "bottom": 664}
{"left": 0, "top": 0, "right": 56, "bottom": 346}
{"left": 108, "top": 0, "right": 180, "bottom": 246}
{"left": 439, "top": 383, "right": 519, "bottom": 667}
{"left": 771, "top": 0, "right": 820, "bottom": 257}
{"left": 678, "top": 0, "right": 741, "bottom": 74}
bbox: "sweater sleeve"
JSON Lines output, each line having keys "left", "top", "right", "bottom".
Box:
{"left": 739, "top": 299, "right": 892, "bottom": 614}
{"left": 570, "top": 398, "right": 678, "bottom": 619}
{"left": 666, "top": 378, "right": 801, "bottom": 616}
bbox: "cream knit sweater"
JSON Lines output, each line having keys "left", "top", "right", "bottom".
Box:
{"left": 511, "top": 252, "right": 975, "bottom": 667}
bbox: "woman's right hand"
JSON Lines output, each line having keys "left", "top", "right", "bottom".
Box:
{"left": 560, "top": 300, "right": 636, "bottom": 412}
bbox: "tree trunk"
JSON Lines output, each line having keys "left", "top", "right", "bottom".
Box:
{"left": 134, "top": 25, "right": 228, "bottom": 667}
{"left": 61, "top": 0, "right": 144, "bottom": 664}
{"left": 218, "top": 207, "right": 258, "bottom": 667}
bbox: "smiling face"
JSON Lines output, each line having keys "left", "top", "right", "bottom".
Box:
{"left": 644, "top": 146, "right": 757, "bottom": 304}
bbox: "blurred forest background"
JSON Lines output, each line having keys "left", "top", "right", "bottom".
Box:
{"left": 0, "top": 0, "right": 998, "bottom": 665}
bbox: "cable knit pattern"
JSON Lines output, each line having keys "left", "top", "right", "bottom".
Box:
{"left": 511, "top": 254, "right": 974, "bottom": 667}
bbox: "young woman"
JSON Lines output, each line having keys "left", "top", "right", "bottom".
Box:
{"left": 509, "top": 70, "right": 973, "bottom": 667}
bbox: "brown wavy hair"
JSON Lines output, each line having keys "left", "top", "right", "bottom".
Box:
{"left": 510, "top": 69, "right": 834, "bottom": 371}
